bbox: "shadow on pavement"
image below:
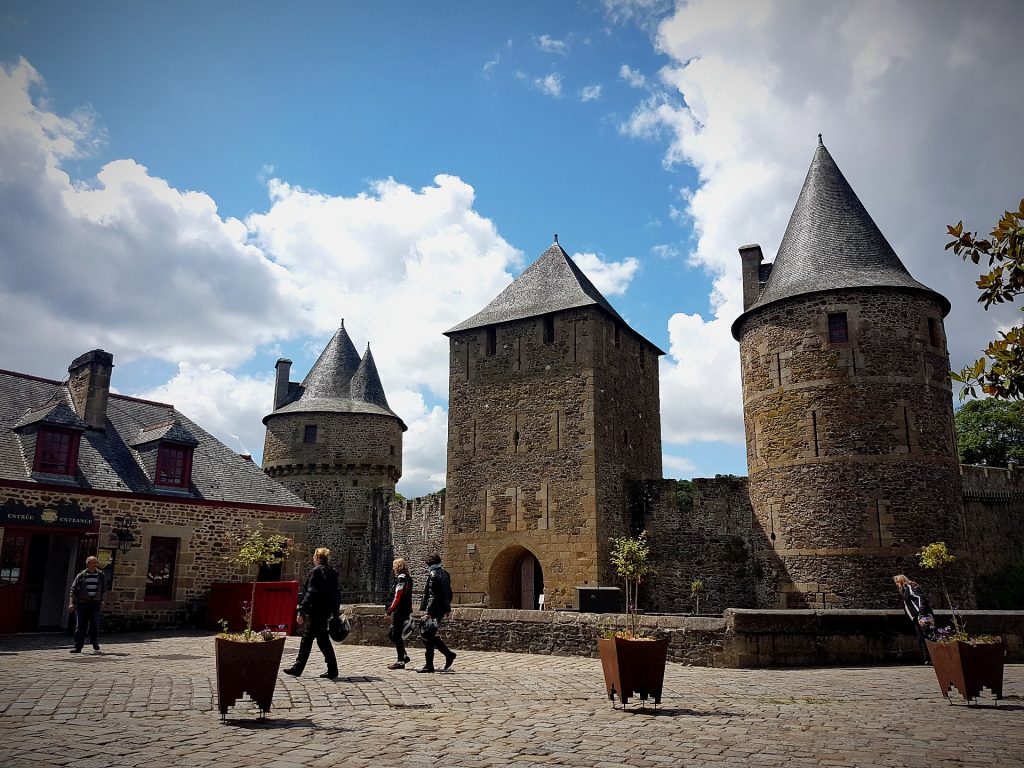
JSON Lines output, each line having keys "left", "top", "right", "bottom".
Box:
{"left": 224, "top": 717, "right": 351, "bottom": 733}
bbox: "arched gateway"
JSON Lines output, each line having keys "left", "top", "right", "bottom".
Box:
{"left": 488, "top": 546, "right": 544, "bottom": 609}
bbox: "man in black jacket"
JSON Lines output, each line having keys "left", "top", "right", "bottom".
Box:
{"left": 417, "top": 552, "right": 456, "bottom": 673}
{"left": 68, "top": 556, "right": 106, "bottom": 653}
{"left": 284, "top": 547, "right": 341, "bottom": 679}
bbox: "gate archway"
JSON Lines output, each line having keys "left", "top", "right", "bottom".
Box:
{"left": 488, "top": 546, "right": 544, "bottom": 610}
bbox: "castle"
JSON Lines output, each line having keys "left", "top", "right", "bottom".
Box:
{"left": 261, "top": 139, "right": 1024, "bottom": 613}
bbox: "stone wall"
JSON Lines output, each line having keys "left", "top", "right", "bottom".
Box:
{"left": 0, "top": 482, "right": 307, "bottom": 629}
{"left": 385, "top": 491, "right": 446, "bottom": 595}
{"left": 342, "top": 604, "right": 1024, "bottom": 667}
{"left": 736, "top": 289, "right": 969, "bottom": 609}
{"left": 962, "top": 464, "right": 1024, "bottom": 608}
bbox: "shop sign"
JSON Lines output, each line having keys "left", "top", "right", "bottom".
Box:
{"left": 0, "top": 497, "right": 96, "bottom": 529}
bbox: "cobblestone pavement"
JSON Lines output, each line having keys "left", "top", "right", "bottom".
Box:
{"left": 0, "top": 632, "right": 1021, "bottom": 768}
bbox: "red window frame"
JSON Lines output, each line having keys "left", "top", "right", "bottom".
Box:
{"left": 156, "top": 443, "right": 193, "bottom": 487}
{"left": 32, "top": 427, "right": 80, "bottom": 475}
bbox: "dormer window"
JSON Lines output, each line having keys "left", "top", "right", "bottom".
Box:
{"left": 33, "top": 427, "right": 80, "bottom": 475}
{"left": 156, "top": 443, "right": 193, "bottom": 488}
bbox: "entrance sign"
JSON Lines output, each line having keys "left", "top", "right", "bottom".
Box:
{"left": 0, "top": 498, "right": 96, "bottom": 529}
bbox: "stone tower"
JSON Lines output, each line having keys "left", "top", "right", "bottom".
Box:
{"left": 732, "top": 138, "right": 970, "bottom": 609}
{"left": 262, "top": 321, "right": 406, "bottom": 595}
{"left": 444, "top": 238, "right": 664, "bottom": 610}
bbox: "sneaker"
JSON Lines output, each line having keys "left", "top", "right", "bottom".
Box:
{"left": 443, "top": 652, "right": 457, "bottom": 671}
{"left": 416, "top": 666, "right": 435, "bottom": 673}
{"left": 69, "top": 648, "right": 82, "bottom": 654}
{"left": 92, "top": 644, "right": 100, "bottom": 651}
{"left": 320, "top": 672, "right": 338, "bottom": 679}
{"left": 403, "top": 655, "right": 411, "bottom": 664}
{"left": 282, "top": 667, "right": 300, "bottom": 677}
{"left": 387, "top": 661, "right": 405, "bottom": 670}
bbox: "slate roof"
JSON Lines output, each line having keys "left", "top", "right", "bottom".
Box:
{"left": 0, "top": 368, "right": 310, "bottom": 509}
{"left": 264, "top": 323, "right": 407, "bottom": 430}
{"left": 731, "top": 138, "right": 950, "bottom": 339}
{"left": 12, "top": 387, "right": 88, "bottom": 431}
{"left": 446, "top": 239, "right": 665, "bottom": 354}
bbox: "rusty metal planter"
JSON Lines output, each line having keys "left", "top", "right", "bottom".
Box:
{"left": 598, "top": 636, "right": 669, "bottom": 707}
{"left": 926, "top": 638, "right": 1005, "bottom": 705}
{"left": 214, "top": 636, "right": 286, "bottom": 720}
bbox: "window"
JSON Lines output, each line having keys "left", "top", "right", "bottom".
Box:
{"left": 32, "top": 427, "right": 79, "bottom": 475}
{"left": 613, "top": 323, "right": 621, "bottom": 347}
{"left": 145, "top": 537, "right": 179, "bottom": 600}
{"left": 485, "top": 327, "right": 497, "bottom": 357}
{"left": 0, "top": 534, "right": 27, "bottom": 585}
{"left": 827, "top": 312, "right": 849, "bottom": 343}
{"left": 304, "top": 424, "right": 318, "bottom": 443}
{"left": 389, "top": 445, "right": 395, "bottom": 456}
{"left": 928, "top": 318, "right": 940, "bottom": 347}
{"left": 156, "top": 443, "right": 193, "bottom": 487}
{"left": 543, "top": 315, "right": 555, "bottom": 344}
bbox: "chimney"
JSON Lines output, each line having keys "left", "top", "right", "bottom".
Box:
{"left": 67, "top": 349, "right": 114, "bottom": 429}
{"left": 739, "top": 244, "right": 765, "bottom": 311}
{"left": 274, "top": 358, "right": 293, "bottom": 410}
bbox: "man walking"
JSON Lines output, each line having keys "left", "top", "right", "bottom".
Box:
{"left": 68, "top": 555, "right": 106, "bottom": 653}
{"left": 417, "top": 553, "right": 456, "bottom": 673}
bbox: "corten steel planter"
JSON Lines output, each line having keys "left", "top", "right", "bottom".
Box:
{"left": 926, "top": 638, "right": 1006, "bottom": 705}
{"left": 214, "top": 636, "right": 287, "bottom": 721}
{"left": 598, "top": 636, "right": 670, "bottom": 708}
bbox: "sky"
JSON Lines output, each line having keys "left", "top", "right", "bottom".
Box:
{"left": 0, "top": 1, "right": 1021, "bottom": 497}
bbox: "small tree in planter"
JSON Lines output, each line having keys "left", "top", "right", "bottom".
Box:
{"left": 691, "top": 579, "right": 706, "bottom": 615}
{"left": 215, "top": 525, "right": 293, "bottom": 721}
{"left": 919, "top": 541, "right": 1005, "bottom": 705}
{"left": 598, "top": 532, "right": 669, "bottom": 708}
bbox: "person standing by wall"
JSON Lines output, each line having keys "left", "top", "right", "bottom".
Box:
{"left": 385, "top": 558, "right": 414, "bottom": 670}
{"left": 893, "top": 574, "right": 936, "bottom": 664}
{"left": 68, "top": 556, "right": 106, "bottom": 653}
{"left": 284, "top": 547, "right": 341, "bottom": 679}
{"left": 417, "top": 553, "right": 456, "bottom": 673}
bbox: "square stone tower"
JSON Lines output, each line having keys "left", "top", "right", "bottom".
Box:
{"left": 444, "top": 238, "right": 664, "bottom": 610}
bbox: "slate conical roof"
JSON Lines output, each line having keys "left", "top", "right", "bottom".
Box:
{"left": 300, "top": 320, "right": 362, "bottom": 398}
{"left": 731, "top": 138, "right": 949, "bottom": 339}
{"left": 446, "top": 238, "right": 664, "bottom": 353}
{"left": 349, "top": 345, "right": 392, "bottom": 411}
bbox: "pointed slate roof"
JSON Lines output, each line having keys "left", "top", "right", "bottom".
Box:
{"left": 300, "top": 320, "right": 362, "bottom": 399}
{"left": 349, "top": 345, "right": 392, "bottom": 411}
{"left": 446, "top": 238, "right": 664, "bottom": 353}
{"left": 731, "top": 137, "right": 950, "bottom": 339}
{"left": 12, "top": 386, "right": 88, "bottom": 431}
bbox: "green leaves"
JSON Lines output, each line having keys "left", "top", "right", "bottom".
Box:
{"left": 919, "top": 541, "right": 956, "bottom": 570}
{"left": 228, "top": 524, "right": 291, "bottom": 570}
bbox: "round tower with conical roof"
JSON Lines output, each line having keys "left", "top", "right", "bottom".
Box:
{"left": 262, "top": 320, "right": 406, "bottom": 594}
{"left": 732, "top": 139, "right": 971, "bottom": 609}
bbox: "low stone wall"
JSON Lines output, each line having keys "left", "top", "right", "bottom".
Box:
{"left": 344, "top": 606, "right": 1024, "bottom": 668}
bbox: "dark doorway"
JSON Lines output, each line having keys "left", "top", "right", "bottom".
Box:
{"left": 511, "top": 551, "right": 544, "bottom": 610}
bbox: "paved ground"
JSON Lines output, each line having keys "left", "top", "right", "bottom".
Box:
{"left": 0, "top": 632, "right": 1021, "bottom": 768}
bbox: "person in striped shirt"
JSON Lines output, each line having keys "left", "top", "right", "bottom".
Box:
{"left": 68, "top": 556, "right": 107, "bottom": 653}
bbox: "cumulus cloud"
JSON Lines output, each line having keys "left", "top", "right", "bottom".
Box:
{"left": 622, "top": 0, "right": 1024, "bottom": 451}
{"left": 571, "top": 252, "right": 640, "bottom": 297}
{"left": 0, "top": 58, "right": 522, "bottom": 495}
{"left": 533, "top": 73, "right": 563, "bottom": 98}
{"left": 579, "top": 84, "right": 603, "bottom": 102}
{"left": 662, "top": 453, "right": 697, "bottom": 478}
{"left": 536, "top": 34, "right": 569, "bottom": 56}
{"left": 618, "top": 63, "right": 647, "bottom": 88}
{"left": 482, "top": 53, "right": 500, "bottom": 77}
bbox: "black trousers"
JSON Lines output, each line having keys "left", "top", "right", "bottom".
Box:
{"left": 73, "top": 601, "right": 101, "bottom": 649}
{"left": 423, "top": 616, "right": 453, "bottom": 669}
{"left": 292, "top": 612, "right": 337, "bottom": 675}
{"left": 391, "top": 612, "right": 410, "bottom": 661}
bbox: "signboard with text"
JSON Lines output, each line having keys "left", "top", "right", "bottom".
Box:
{"left": 0, "top": 498, "right": 97, "bottom": 530}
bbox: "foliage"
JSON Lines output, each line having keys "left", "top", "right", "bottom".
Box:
{"left": 608, "top": 531, "right": 655, "bottom": 638}
{"left": 690, "top": 579, "right": 705, "bottom": 615}
{"left": 918, "top": 542, "right": 966, "bottom": 641}
{"left": 225, "top": 524, "right": 292, "bottom": 638}
{"left": 955, "top": 399, "right": 1024, "bottom": 466}
{"left": 947, "top": 198, "right": 1024, "bottom": 399}
{"left": 674, "top": 479, "right": 694, "bottom": 511}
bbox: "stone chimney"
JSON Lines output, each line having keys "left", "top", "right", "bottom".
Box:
{"left": 67, "top": 349, "right": 114, "bottom": 429}
{"left": 274, "top": 358, "right": 293, "bottom": 410}
{"left": 739, "top": 244, "right": 765, "bottom": 311}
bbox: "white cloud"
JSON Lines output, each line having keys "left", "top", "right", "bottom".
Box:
{"left": 482, "top": 53, "right": 500, "bottom": 77}
{"left": 662, "top": 453, "right": 697, "bottom": 478}
{"left": 536, "top": 34, "right": 569, "bottom": 56}
{"left": 388, "top": 389, "right": 448, "bottom": 496}
{"left": 651, "top": 243, "right": 680, "bottom": 259}
{"left": 533, "top": 73, "right": 563, "bottom": 98}
{"left": 619, "top": 63, "right": 647, "bottom": 88}
{"left": 571, "top": 252, "right": 640, "bottom": 297}
{"left": 579, "top": 84, "right": 603, "bottom": 102}
{"left": 623, "top": 0, "right": 1024, "bottom": 449}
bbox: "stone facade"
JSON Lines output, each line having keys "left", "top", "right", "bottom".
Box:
{"left": 962, "top": 464, "right": 1024, "bottom": 607}
{"left": 387, "top": 491, "right": 445, "bottom": 581}
{"left": 735, "top": 289, "right": 969, "bottom": 608}
{"left": 444, "top": 306, "right": 661, "bottom": 610}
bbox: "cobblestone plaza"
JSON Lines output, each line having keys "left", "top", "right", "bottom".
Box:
{"left": 1, "top": 633, "right": 1021, "bottom": 767}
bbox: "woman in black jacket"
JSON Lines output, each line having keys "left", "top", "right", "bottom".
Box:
{"left": 384, "top": 557, "right": 413, "bottom": 669}
{"left": 894, "top": 574, "right": 936, "bottom": 664}
{"left": 284, "top": 547, "right": 341, "bottom": 679}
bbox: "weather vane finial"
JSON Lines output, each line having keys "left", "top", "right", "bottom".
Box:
{"left": 817, "top": 133, "right": 823, "bottom": 145}
{"left": 554, "top": 233, "right": 559, "bottom": 244}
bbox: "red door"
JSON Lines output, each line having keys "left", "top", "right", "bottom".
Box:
{"left": 0, "top": 532, "right": 32, "bottom": 634}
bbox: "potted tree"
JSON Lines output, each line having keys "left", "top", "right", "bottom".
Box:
{"left": 597, "top": 532, "right": 669, "bottom": 708}
{"left": 691, "top": 579, "right": 706, "bottom": 615}
{"left": 214, "top": 524, "right": 292, "bottom": 721}
{"left": 920, "top": 542, "right": 1005, "bottom": 705}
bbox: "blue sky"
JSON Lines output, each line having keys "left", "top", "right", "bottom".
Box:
{"left": 1, "top": 1, "right": 1021, "bottom": 495}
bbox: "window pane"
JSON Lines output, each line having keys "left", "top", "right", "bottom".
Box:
{"left": 36, "top": 429, "right": 72, "bottom": 474}
{"left": 145, "top": 537, "right": 179, "bottom": 599}
{"left": 157, "top": 445, "right": 188, "bottom": 486}
{"left": 304, "top": 425, "right": 317, "bottom": 443}
{"left": 828, "top": 312, "right": 849, "bottom": 343}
